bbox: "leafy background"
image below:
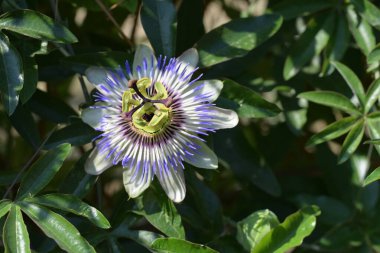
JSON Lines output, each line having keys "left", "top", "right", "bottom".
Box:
{"left": 1, "top": 0, "right": 380, "bottom": 252}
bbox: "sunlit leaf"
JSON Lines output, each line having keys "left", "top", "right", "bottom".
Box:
{"left": 251, "top": 206, "right": 320, "bottom": 253}
{"left": 332, "top": 61, "right": 366, "bottom": 107}
{"left": 3, "top": 205, "right": 31, "bottom": 253}
{"left": 0, "top": 199, "right": 12, "bottom": 219}
{"left": 307, "top": 116, "right": 358, "bottom": 146}
{"left": 364, "top": 79, "right": 380, "bottom": 113}
{"left": 16, "top": 143, "right": 71, "bottom": 200}
{"left": 196, "top": 14, "right": 282, "bottom": 67}
{"left": 18, "top": 201, "right": 96, "bottom": 253}
{"left": 351, "top": 0, "right": 380, "bottom": 30}
{"left": 236, "top": 210, "right": 279, "bottom": 251}
{"left": 0, "top": 10, "right": 77, "bottom": 43}
{"left": 338, "top": 119, "right": 365, "bottom": 164}
{"left": 283, "top": 12, "right": 334, "bottom": 80}
{"left": 221, "top": 79, "right": 281, "bottom": 118}
{"left": 363, "top": 167, "right": 380, "bottom": 186}
{"left": 134, "top": 187, "right": 185, "bottom": 239}
{"left": 27, "top": 193, "right": 110, "bottom": 229}
{"left": 0, "top": 31, "right": 23, "bottom": 115}
{"left": 347, "top": 5, "right": 376, "bottom": 56}
{"left": 298, "top": 91, "right": 360, "bottom": 115}
{"left": 151, "top": 238, "right": 218, "bottom": 253}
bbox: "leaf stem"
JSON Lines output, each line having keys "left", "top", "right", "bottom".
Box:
{"left": 94, "top": 0, "right": 134, "bottom": 47}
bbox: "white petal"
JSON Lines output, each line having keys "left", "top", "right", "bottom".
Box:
{"left": 183, "top": 79, "right": 223, "bottom": 102}
{"left": 81, "top": 106, "right": 108, "bottom": 130}
{"left": 85, "top": 67, "right": 109, "bottom": 89}
{"left": 209, "top": 107, "right": 239, "bottom": 129}
{"left": 184, "top": 139, "right": 218, "bottom": 169}
{"left": 133, "top": 44, "right": 156, "bottom": 77}
{"left": 85, "top": 147, "right": 114, "bottom": 175}
{"left": 123, "top": 166, "right": 152, "bottom": 198}
{"left": 177, "top": 48, "right": 198, "bottom": 69}
{"left": 156, "top": 164, "right": 186, "bottom": 203}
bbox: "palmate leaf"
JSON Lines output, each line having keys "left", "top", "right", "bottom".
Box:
{"left": 364, "top": 79, "right": 380, "bottom": 113}
{"left": 332, "top": 61, "right": 366, "bottom": 107}
{"left": 251, "top": 206, "right": 320, "bottom": 253}
{"left": 338, "top": 119, "right": 365, "bottom": 164}
{"left": 0, "top": 199, "right": 12, "bottom": 219}
{"left": 134, "top": 187, "right": 185, "bottom": 239}
{"left": 26, "top": 193, "right": 110, "bottom": 229}
{"left": 0, "top": 31, "right": 23, "bottom": 115}
{"left": 196, "top": 14, "right": 282, "bottom": 67}
{"left": 18, "top": 201, "right": 96, "bottom": 253}
{"left": 0, "top": 10, "right": 77, "bottom": 43}
{"left": 16, "top": 143, "right": 71, "bottom": 200}
{"left": 283, "top": 12, "right": 334, "bottom": 80}
{"left": 298, "top": 91, "right": 360, "bottom": 115}
{"left": 307, "top": 116, "right": 358, "bottom": 146}
{"left": 150, "top": 238, "right": 218, "bottom": 253}
{"left": 346, "top": 5, "right": 376, "bottom": 56}
{"left": 363, "top": 167, "right": 380, "bottom": 186}
{"left": 321, "top": 13, "right": 350, "bottom": 75}
{"left": 3, "top": 205, "right": 31, "bottom": 253}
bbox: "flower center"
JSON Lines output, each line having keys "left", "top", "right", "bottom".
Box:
{"left": 122, "top": 78, "right": 172, "bottom": 135}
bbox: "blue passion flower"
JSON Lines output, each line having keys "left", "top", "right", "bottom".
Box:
{"left": 82, "top": 45, "right": 238, "bottom": 202}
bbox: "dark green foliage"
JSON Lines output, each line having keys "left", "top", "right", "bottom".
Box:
{"left": 1, "top": 0, "right": 380, "bottom": 253}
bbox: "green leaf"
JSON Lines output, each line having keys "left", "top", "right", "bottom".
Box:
{"left": 283, "top": 12, "right": 334, "bottom": 80}
{"left": 25, "top": 89, "right": 77, "bottom": 123}
{"left": 19, "top": 56, "right": 37, "bottom": 103}
{"left": 27, "top": 193, "right": 110, "bottom": 229}
{"left": 3, "top": 205, "right": 31, "bottom": 253}
{"left": 0, "top": 10, "right": 77, "bottom": 43}
{"left": 367, "top": 113, "right": 380, "bottom": 155}
{"left": 16, "top": 143, "right": 71, "bottom": 200}
{"left": 251, "top": 206, "right": 320, "bottom": 253}
{"left": 351, "top": 0, "right": 380, "bottom": 30}
{"left": 307, "top": 116, "right": 358, "bottom": 146}
{"left": 220, "top": 79, "right": 281, "bottom": 118}
{"left": 44, "top": 122, "right": 99, "bottom": 149}
{"left": 0, "top": 31, "right": 23, "bottom": 115}
{"left": 112, "top": 225, "right": 163, "bottom": 249}
{"left": 364, "top": 79, "right": 380, "bottom": 113}
{"left": 151, "top": 238, "right": 218, "bottom": 253}
{"left": 368, "top": 44, "right": 380, "bottom": 65}
{"left": 338, "top": 119, "right": 365, "bottom": 164}
{"left": 292, "top": 195, "right": 352, "bottom": 225}
{"left": 18, "top": 201, "right": 96, "bottom": 253}
{"left": 0, "top": 199, "right": 12, "bottom": 219}
{"left": 271, "top": 0, "right": 335, "bottom": 20}
{"left": 298, "top": 91, "right": 360, "bottom": 115}
{"left": 332, "top": 61, "right": 366, "bottom": 107}
{"left": 59, "top": 152, "right": 97, "bottom": 198}
{"left": 236, "top": 210, "right": 279, "bottom": 251}
{"left": 196, "top": 14, "right": 282, "bottom": 67}
{"left": 134, "top": 187, "right": 185, "bottom": 239}
{"left": 141, "top": 0, "right": 176, "bottom": 57}
{"left": 9, "top": 104, "right": 41, "bottom": 149}
{"left": 347, "top": 5, "right": 376, "bottom": 56}
{"left": 321, "top": 13, "right": 350, "bottom": 75}
{"left": 62, "top": 51, "right": 132, "bottom": 74}
{"left": 363, "top": 167, "right": 380, "bottom": 186}
{"left": 364, "top": 139, "right": 380, "bottom": 145}
{"left": 176, "top": 0, "right": 205, "bottom": 54}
